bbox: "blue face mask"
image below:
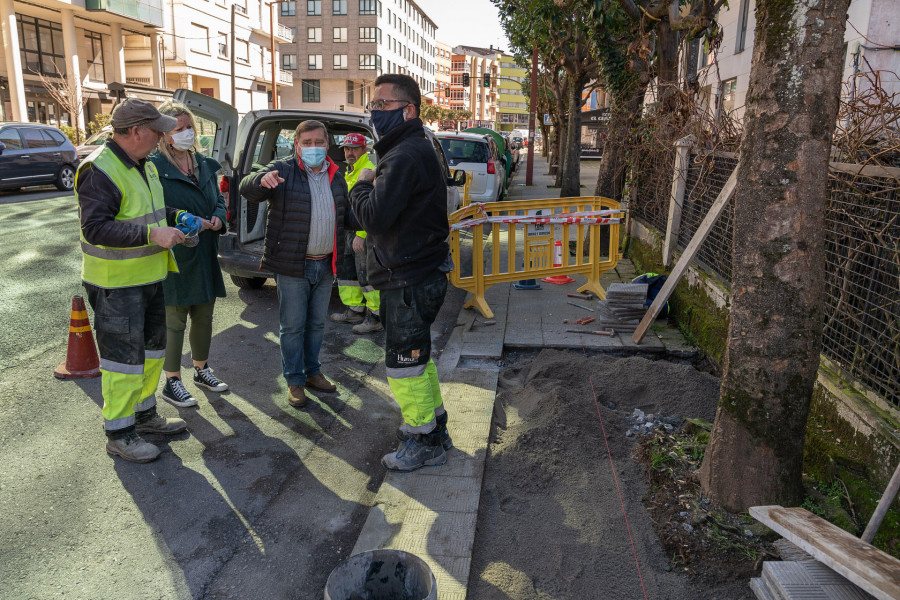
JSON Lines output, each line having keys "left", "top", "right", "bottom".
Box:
{"left": 300, "top": 146, "right": 326, "bottom": 168}
{"left": 371, "top": 106, "right": 408, "bottom": 137}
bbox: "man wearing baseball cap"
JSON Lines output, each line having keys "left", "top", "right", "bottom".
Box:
{"left": 330, "top": 133, "right": 382, "bottom": 334}
{"left": 77, "top": 98, "right": 200, "bottom": 463}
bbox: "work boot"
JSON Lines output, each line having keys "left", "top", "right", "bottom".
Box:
{"left": 397, "top": 411, "right": 453, "bottom": 450}
{"left": 105, "top": 432, "right": 161, "bottom": 463}
{"left": 287, "top": 385, "right": 307, "bottom": 408}
{"left": 330, "top": 307, "right": 365, "bottom": 324}
{"left": 135, "top": 412, "right": 188, "bottom": 435}
{"left": 193, "top": 364, "right": 228, "bottom": 392}
{"left": 381, "top": 431, "right": 447, "bottom": 472}
{"left": 352, "top": 312, "right": 384, "bottom": 334}
{"left": 305, "top": 373, "right": 337, "bottom": 393}
{"left": 162, "top": 377, "right": 197, "bottom": 408}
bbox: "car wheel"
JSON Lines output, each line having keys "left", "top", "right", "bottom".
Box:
{"left": 230, "top": 275, "right": 267, "bottom": 289}
{"left": 55, "top": 164, "right": 76, "bottom": 191}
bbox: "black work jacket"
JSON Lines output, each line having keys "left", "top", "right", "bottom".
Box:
{"left": 239, "top": 156, "right": 357, "bottom": 277}
{"left": 350, "top": 118, "right": 450, "bottom": 290}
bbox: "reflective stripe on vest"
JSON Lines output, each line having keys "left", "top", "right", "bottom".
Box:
{"left": 77, "top": 147, "right": 178, "bottom": 288}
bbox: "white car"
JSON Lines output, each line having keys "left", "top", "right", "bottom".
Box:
{"left": 435, "top": 131, "right": 504, "bottom": 204}
{"left": 174, "top": 89, "right": 464, "bottom": 291}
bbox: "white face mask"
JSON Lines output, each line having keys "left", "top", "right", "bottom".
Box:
{"left": 170, "top": 128, "right": 195, "bottom": 151}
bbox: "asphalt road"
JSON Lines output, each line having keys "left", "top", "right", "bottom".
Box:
{"left": 0, "top": 191, "right": 467, "bottom": 599}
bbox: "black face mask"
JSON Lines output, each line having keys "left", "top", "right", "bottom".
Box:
{"left": 371, "top": 106, "right": 407, "bottom": 137}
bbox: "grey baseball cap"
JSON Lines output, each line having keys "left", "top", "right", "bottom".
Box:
{"left": 110, "top": 98, "right": 178, "bottom": 132}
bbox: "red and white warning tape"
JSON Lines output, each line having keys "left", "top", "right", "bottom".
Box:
{"left": 450, "top": 206, "right": 624, "bottom": 231}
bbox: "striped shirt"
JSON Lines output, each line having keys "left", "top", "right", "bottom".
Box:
{"left": 304, "top": 162, "right": 336, "bottom": 256}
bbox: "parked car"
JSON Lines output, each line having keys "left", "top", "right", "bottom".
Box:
{"left": 173, "top": 89, "right": 465, "bottom": 290}
{"left": 0, "top": 122, "right": 79, "bottom": 192}
{"left": 75, "top": 126, "right": 112, "bottom": 160}
{"left": 436, "top": 131, "right": 504, "bottom": 204}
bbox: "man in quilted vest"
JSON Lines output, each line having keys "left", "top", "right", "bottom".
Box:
{"left": 239, "top": 120, "right": 358, "bottom": 408}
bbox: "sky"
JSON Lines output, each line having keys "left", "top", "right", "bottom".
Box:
{"left": 416, "top": 0, "right": 511, "bottom": 52}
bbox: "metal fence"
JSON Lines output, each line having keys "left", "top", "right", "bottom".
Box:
{"left": 678, "top": 153, "right": 738, "bottom": 284}
{"left": 632, "top": 151, "right": 900, "bottom": 410}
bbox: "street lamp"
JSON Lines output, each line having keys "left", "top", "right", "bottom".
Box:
{"left": 267, "top": 0, "right": 288, "bottom": 109}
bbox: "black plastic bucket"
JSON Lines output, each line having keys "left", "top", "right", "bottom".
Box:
{"left": 324, "top": 549, "right": 437, "bottom": 600}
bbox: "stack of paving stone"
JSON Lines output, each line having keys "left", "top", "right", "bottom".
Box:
{"left": 595, "top": 283, "right": 648, "bottom": 332}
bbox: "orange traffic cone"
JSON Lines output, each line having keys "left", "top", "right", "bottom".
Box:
{"left": 54, "top": 296, "right": 101, "bottom": 380}
{"left": 542, "top": 240, "right": 575, "bottom": 285}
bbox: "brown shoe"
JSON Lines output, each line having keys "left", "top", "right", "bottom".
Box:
{"left": 305, "top": 373, "right": 337, "bottom": 393}
{"left": 287, "top": 385, "right": 307, "bottom": 408}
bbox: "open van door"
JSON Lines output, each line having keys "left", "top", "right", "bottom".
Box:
{"left": 172, "top": 89, "right": 238, "bottom": 172}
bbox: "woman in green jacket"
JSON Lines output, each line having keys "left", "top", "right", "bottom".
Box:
{"left": 150, "top": 101, "right": 228, "bottom": 408}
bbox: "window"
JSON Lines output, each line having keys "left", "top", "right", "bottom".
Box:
{"left": 308, "top": 27, "right": 322, "bottom": 42}
{"left": 290, "top": 27, "right": 296, "bottom": 41}
{"left": 308, "top": 54, "right": 322, "bottom": 69}
{"left": 359, "top": 54, "right": 379, "bottom": 70}
{"left": 720, "top": 78, "right": 737, "bottom": 115}
{"left": 17, "top": 15, "right": 66, "bottom": 76}
{"left": 736, "top": 0, "right": 751, "bottom": 52}
{"left": 359, "top": 27, "right": 379, "bottom": 43}
{"left": 0, "top": 128, "right": 23, "bottom": 150}
{"left": 283, "top": 53, "right": 297, "bottom": 70}
{"left": 85, "top": 31, "right": 104, "bottom": 82}
{"left": 333, "top": 54, "right": 348, "bottom": 69}
{"left": 347, "top": 80, "right": 355, "bottom": 104}
{"left": 21, "top": 127, "right": 54, "bottom": 149}
{"left": 333, "top": 27, "right": 347, "bottom": 42}
{"left": 281, "top": 1, "right": 296, "bottom": 15}
{"left": 192, "top": 23, "right": 210, "bottom": 54}
{"left": 236, "top": 39, "right": 249, "bottom": 62}
{"left": 302, "top": 79, "right": 320, "bottom": 102}
{"left": 218, "top": 33, "right": 228, "bottom": 57}
{"left": 359, "top": 0, "right": 377, "bottom": 15}
{"left": 307, "top": 0, "right": 321, "bottom": 15}
{"left": 333, "top": 0, "right": 347, "bottom": 14}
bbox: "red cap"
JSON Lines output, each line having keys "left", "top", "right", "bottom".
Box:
{"left": 340, "top": 133, "right": 368, "bottom": 148}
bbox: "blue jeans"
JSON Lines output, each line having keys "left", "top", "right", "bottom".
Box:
{"left": 275, "top": 257, "right": 333, "bottom": 386}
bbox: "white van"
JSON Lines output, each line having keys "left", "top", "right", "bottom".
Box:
{"left": 174, "top": 90, "right": 464, "bottom": 290}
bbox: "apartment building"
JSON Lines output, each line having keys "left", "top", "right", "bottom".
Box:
{"left": 125, "top": 0, "right": 293, "bottom": 114}
{"left": 0, "top": 0, "right": 292, "bottom": 130}
{"left": 496, "top": 53, "right": 527, "bottom": 132}
{"left": 451, "top": 45, "right": 500, "bottom": 128}
{"left": 686, "top": 0, "right": 898, "bottom": 122}
{"left": 0, "top": 0, "right": 165, "bottom": 128}
{"left": 278, "top": 0, "right": 437, "bottom": 113}
{"left": 432, "top": 39, "right": 451, "bottom": 110}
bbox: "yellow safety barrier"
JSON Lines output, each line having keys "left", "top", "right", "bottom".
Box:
{"left": 461, "top": 172, "right": 473, "bottom": 208}
{"left": 448, "top": 196, "right": 624, "bottom": 318}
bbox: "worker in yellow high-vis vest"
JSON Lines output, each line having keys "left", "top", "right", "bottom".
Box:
{"left": 77, "top": 99, "right": 202, "bottom": 463}
{"left": 330, "top": 133, "right": 383, "bottom": 334}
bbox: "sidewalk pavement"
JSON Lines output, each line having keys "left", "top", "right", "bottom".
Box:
{"left": 349, "top": 151, "right": 697, "bottom": 599}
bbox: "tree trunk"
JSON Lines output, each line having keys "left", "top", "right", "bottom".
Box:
{"left": 655, "top": 20, "right": 680, "bottom": 113}
{"left": 595, "top": 83, "right": 646, "bottom": 199}
{"left": 561, "top": 77, "right": 584, "bottom": 197}
{"left": 698, "top": 0, "right": 851, "bottom": 512}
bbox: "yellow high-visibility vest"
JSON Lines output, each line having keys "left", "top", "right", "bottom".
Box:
{"left": 78, "top": 146, "right": 178, "bottom": 288}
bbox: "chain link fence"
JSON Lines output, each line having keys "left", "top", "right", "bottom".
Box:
{"left": 631, "top": 152, "right": 899, "bottom": 410}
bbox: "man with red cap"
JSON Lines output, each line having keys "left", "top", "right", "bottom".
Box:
{"left": 330, "top": 133, "right": 382, "bottom": 334}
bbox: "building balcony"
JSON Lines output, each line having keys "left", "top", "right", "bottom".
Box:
{"left": 251, "top": 21, "right": 293, "bottom": 43}
{"left": 277, "top": 23, "right": 293, "bottom": 42}
{"left": 254, "top": 70, "right": 294, "bottom": 86}
{"left": 85, "top": 0, "right": 163, "bottom": 26}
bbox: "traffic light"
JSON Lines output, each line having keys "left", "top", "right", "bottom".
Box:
{"left": 462, "top": 72, "right": 470, "bottom": 86}
{"left": 444, "top": 85, "right": 450, "bottom": 97}
{"left": 483, "top": 73, "right": 490, "bottom": 88}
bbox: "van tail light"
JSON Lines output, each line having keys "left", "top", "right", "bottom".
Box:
{"left": 487, "top": 158, "right": 496, "bottom": 174}
{"left": 220, "top": 176, "right": 232, "bottom": 223}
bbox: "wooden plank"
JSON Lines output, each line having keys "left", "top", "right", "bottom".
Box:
{"left": 750, "top": 505, "right": 900, "bottom": 600}
{"left": 632, "top": 167, "right": 738, "bottom": 344}
{"left": 829, "top": 161, "right": 900, "bottom": 180}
